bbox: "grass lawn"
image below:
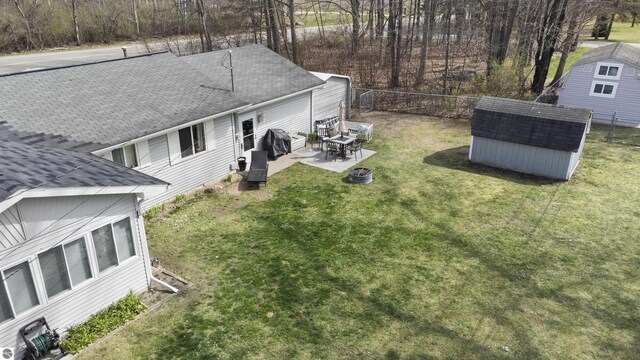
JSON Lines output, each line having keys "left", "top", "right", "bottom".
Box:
{"left": 547, "top": 46, "right": 590, "bottom": 85}
{"left": 79, "top": 113, "right": 640, "bottom": 359}
{"left": 581, "top": 20, "right": 640, "bottom": 43}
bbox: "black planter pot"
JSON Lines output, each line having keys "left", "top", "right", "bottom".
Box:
{"left": 237, "top": 157, "right": 247, "bottom": 171}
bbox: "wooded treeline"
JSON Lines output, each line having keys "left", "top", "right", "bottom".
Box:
{"left": 1, "top": 0, "right": 638, "bottom": 96}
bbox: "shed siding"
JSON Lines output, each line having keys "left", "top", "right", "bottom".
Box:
{"left": 568, "top": 130, "right": 587, "bottom": 179}
{"left": 0, "top": 194, "right": 149, "bottom": 359}
{"left": 557, "top": 59, "right": 640, "bottom": 126}
{"left": 312, "top": 77, "right": 350, "bottom": 120}
{"left": 470, "top": 136, "right": 574, "bottom": 180}
{"left": 244, "top": 92, "right": 312, "bottom": 154}
{"left": 139, "top": 114, "right": 236, "bottom": 209}
{"left": 0, "top": 205, "right": 25, "bottom": 250}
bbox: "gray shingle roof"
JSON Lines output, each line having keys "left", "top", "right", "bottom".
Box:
{"left": 573, "top": 42, "right": 640, "bottom": 67}
{"left": 0, "top": 52, "right": 249, "bottom": 152}
{"left": 0, "top": 140, "right": 168, "bottom": 203}
{"left": 180, "top": 45, "right": 326, "bottom": 105}
{"left": 471, "top": 97, "right": 591, "bottom": 152}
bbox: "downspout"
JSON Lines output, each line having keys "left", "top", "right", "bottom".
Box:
{"left": 137, "top": 198, "right": 178, "bottom": 294}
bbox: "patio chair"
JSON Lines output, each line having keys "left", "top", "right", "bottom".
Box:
{"left": 317, "top": 125, "right": 332, "bottom": 151}
{"left": 247, "top": 150, "right": 269, "bottom": 189}
{"left": 325, "top": 141, "right": 340, "bottom": 162}
{"left": 348, "top": 138, "right": 365, "bottom": 161}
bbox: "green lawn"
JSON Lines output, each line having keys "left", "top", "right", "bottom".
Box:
{"left": 581, "top": 20, "right": 640, "bottom": 43}
{"left": 79, "top": 113, "right": 640, "bottom": 359}
{"left": 547, "top": 46, "right": 590, "bottom": 85}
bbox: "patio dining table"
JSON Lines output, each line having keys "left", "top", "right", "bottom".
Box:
{"left": 328, "top": 134, "right": 356, "bottom": 159}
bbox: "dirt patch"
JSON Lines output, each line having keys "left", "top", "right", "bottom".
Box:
{"left": 140, "top": 267, "right": 190, "bottom": 310}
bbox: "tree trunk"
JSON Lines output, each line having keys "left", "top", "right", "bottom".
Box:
{"left": 195, "top": 0, "right": 212, "bottom": 52}
{"left": 288, "top": 0, "right": 299, "bottom": 64}
{"left": 531, "top": 0, "right": 569, "bottom": 94}
{"left": 72, "top": 0, "right": 81, "bottom": 46}
{"left": 132, "top": 0, "right": 140, "bottom": 39}
{"left": 350, "top": 0, "right": 361, "bottom": 53}
{"left": 443, "top": 0, "right": 452, "bottom": 94}
{"left": 416, "top": 0, "right": 432, "bottom": 86}
{"left": 551, "top": 8, "right": 578, "bottom": 85}
{"left": 266, "top": 0, "right": 280, "bottom": 52}
{"left": 605, "top": 12, "right": 615, "bottom": 40}
{"left": 376, "top": 0, "right": 385, "bottom": 38}
{"left": 389, "top": 0, "right": 402, "bottom": 87}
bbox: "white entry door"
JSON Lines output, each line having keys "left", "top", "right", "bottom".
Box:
{"left": 239, "top": 112, "right": 257, "bottom": 161}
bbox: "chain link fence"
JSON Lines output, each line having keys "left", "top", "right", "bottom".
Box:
{"left": 595, "top": 112, "right": 640, "bottom": 146}
{"left": 354, "top": 88, "right": 480, "bottom": 119}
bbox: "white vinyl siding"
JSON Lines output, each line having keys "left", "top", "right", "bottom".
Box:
{"left": 139, "top": 115, "right": 237, "bottom": 209}
{"left": 0, "top": 194, "right": 150, "bottom": 359}
{"left": 0, "top": 205, "right": 26, "bottom": 250}
{"left": 312, "top": 76, "right": 351, "bottom": 120}
{"left": 469, "top": 136, "right": 576, "bottom": 180}
{"left": 243, "top": 93, "right": 312, "bottom": 154}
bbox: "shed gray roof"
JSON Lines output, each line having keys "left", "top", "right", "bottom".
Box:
{"left": 471, "top": 97, "right": 591, "bottom": 152}
{"left": 574, "top": 42, "right": 640, "bottom": 68}
{"left": 0, "top": 140, "right": 168, "bottom": 203}
{"left": 180, "top": 45, "right": 325, "bottom": 105}
{"left": 0, "top": 52, "right": 250, "bottom": 152}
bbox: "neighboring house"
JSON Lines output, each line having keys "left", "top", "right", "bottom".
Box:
{"left": 556, "top": 42, "right": 640, "bottom": 127}
{"left": 0, "top": 45, "right": 353, "bottom": 209}
{"left": 0, "top": 140, "right": 167, "bottom": 358}
{"left": 310, "top": 72, "right": 352, "bottom": 120}
{"left": 469, "top": 97, "right": 592, "bottom": 180}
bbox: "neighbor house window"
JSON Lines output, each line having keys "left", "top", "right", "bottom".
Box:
{"left": 178, "top": 123, "right": 206, "bottom": 158}
{"left": 38, "top": 237, "right": 93, "bottom": 299}
{"left": 594, "top": 62, "right": 622, "bottom": 80}
{"left": 91, "top": 217, "right": 137, "bottom": 273}
{"left": 2, "top": 262, "right": 39, "bottom": 316}
{"left": 590, "top": 81, "right": 618, "bottom": 98}
{"left": 112, "top": 144, "right": 138, "bottom": 168}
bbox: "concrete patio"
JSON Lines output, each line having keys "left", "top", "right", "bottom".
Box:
{"left": 266, "top": 146, "right": 376, "bottom": 175}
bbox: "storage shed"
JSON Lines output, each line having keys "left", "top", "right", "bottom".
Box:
{"left": 469, "top": 97, "right": 592, "bottom": 180}
{"left": 311, "top": 72, "right": 352, "bottom": 119}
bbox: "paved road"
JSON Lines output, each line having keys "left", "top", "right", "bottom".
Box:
{"left": 0, "top": 26, "right": 343, "bottom": 75}
{"left": 0, "top": 44, "right": 156, "bottom": 75}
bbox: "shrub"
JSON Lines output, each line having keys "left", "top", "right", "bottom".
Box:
{"left": 61, "top": 291, "right": 146, "bottom": 354}
{"left": 592, "top": 14, "right": 610, "bottom": 38}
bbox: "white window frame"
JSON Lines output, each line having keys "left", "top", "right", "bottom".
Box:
{"left": 111, "top": 144, "right": 139, "bottom": 169}
{"left": 36, "top": 236, "right": 94, "bottom": 301}
{"left": 624, "top": 67, "right": 636, "bottom": 77}
{"left": 168, "top": 119, "right": 215, "bottom": 165}
{"left": 89, "top": 216, "right": 138, "bottom": 277}
{"left": 0, "top": 259, "right": 42, "bottom": 324}
{"left": 589, "top": 80, "right": 618, "bottom": 98}
{"left": 594, "top": 62, "right": 623, "bottom": 80}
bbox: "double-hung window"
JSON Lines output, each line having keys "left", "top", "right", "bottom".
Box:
{"left": 0, "top": 262, "right": 40, "bottom": 323}
{"left": 594, "top": 62, "right": 622, "bottom": 80}
{"left": 590, "top": 80, "right": 617, "bottom": 98}
{"left": 38, "top": 237, "right": 93, "bottom": 299}
{"left": 91, "top": 217, "right": 136, "bottom": 273}
{"left": 178, "top": 123, "right": 206, "bottom": 158}
{"left": 112, "top": 144, "right": 138, "bottom": 168}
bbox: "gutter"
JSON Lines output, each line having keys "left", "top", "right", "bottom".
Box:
{"left": 93, "top": 104, "right": 253, "bottom": 155}
{"left": 239, "top": 83, "right": 325, "bottom": 112}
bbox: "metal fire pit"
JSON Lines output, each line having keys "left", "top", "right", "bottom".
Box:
{"left": 348, "top": 168, "right": 373, "bottom": 184}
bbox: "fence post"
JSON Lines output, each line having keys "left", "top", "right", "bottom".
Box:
{"left": 606, "top": 112, "right": 617, "bottom": 142}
